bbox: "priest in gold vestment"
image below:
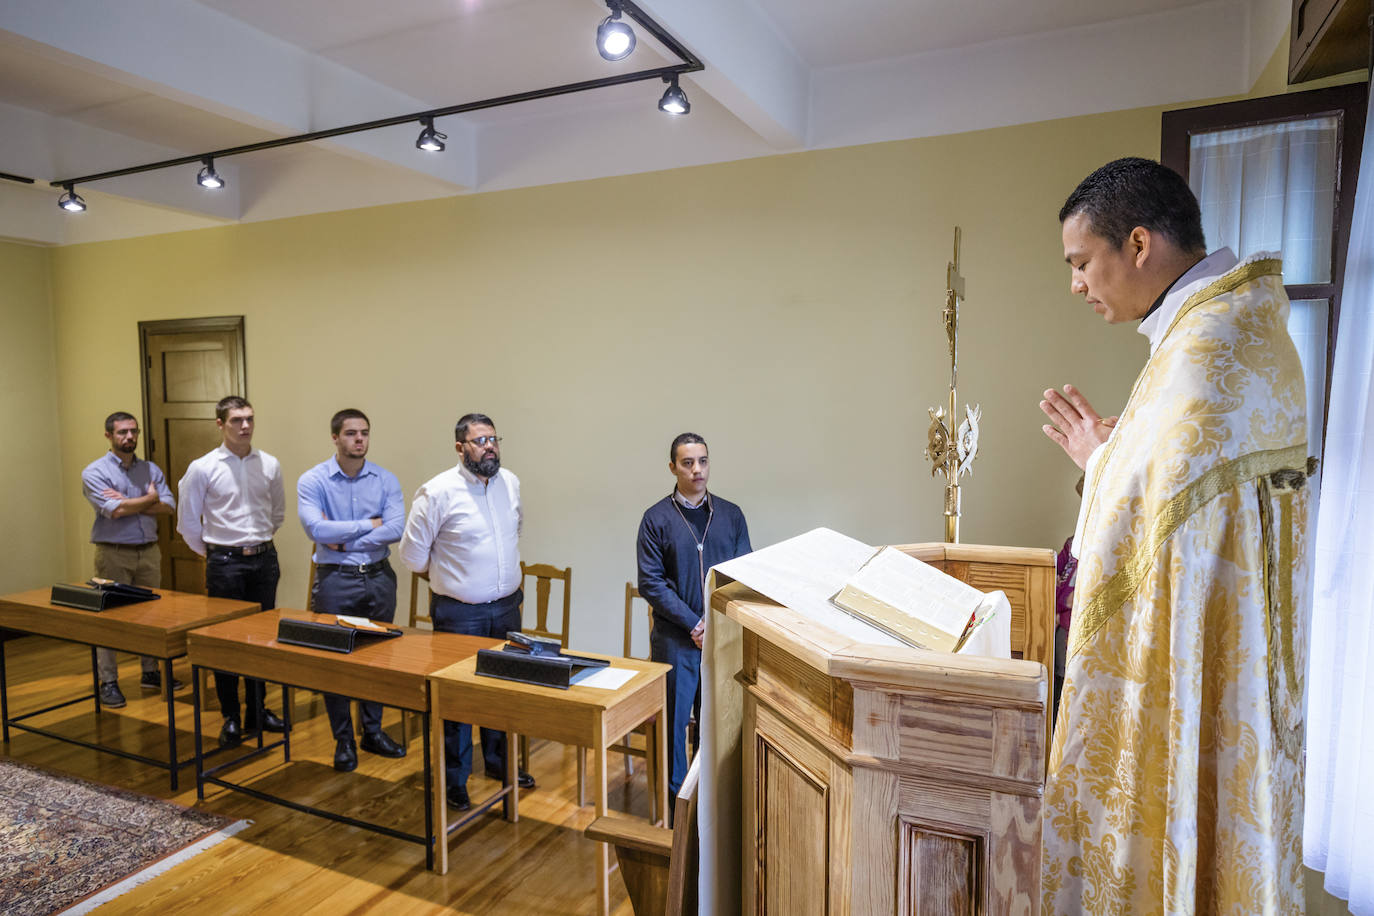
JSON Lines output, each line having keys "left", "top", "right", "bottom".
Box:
{"left": 1038, "top": 158, "right": 1310, "bottom": 915}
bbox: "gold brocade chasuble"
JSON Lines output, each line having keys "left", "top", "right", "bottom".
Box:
{"left": 1042, "top": 255, "right": 1311, "bottom": 915}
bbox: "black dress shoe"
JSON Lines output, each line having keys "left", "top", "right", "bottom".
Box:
{"left": 485, "top": 765, "right": 536, "bottom": 789}
{"left": 98, "top": 681, "right": 127, "bottom": 709}
{"left": 140, "top": 671, "right": 185, "bottom": 692}
{"left": 360, "top": 730, "right": 406, "bottom": 758}
{"left": 219, "top": 717, "right": 243, "bottom": 748}
{"left": 245, "top": 709, "right": 286, "bottom": 734}
{"left": 334, "top": 738, "right": 358, "bottom": 772}
{"left": 446, "top": 785, "right": 471, "bottom": 811}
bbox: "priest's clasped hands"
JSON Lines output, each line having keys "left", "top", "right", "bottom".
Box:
{"left": 1040, "top": 384, "right": 1118, "bottom": 471}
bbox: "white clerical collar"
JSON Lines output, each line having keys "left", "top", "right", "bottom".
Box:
{"left": 1138, "top": 247, "right": 1239, "bottom": 353}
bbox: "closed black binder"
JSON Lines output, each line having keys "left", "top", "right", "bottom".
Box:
{"left": 475, "top": 639, "right": 609, "bottom": 689}
{"left": 50, "top": 582, "right": 160, "bottom": 612}
{"left": 276, "top": 617, "right": 402, "bottom": 653}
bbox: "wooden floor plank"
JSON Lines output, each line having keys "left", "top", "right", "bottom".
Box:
{"left": 2, "top": 634, "right": 649, "bottom": 914}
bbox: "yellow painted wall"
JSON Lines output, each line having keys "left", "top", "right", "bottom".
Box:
{"left": 0, "top": 240, "right": 64, "bottom": 593}
{"left": 46, "top": 104, "right": 1165, "bottom": 654}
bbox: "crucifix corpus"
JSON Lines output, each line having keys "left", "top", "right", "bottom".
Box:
{"left": 924, "top": 226, "right": 981, "bottom": 543}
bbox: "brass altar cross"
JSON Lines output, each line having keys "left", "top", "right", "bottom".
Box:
{"left": 925, "top": 227, "right": 981, "bottom": 543}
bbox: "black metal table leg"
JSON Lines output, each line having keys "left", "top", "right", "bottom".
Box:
{"left": 165, "top": 657, "right": 179, "bottom": 791}
{"left": 193, "top": 664, "right": 206, "bottom": 801}
{"left": 1, "top": 638, "right": 9, "bottom": 743}
{"left": 423, "top": 711, "right": 434, "bottom": 870}
{"left": 90, "top": 646, "right": 101, "bottom": 712}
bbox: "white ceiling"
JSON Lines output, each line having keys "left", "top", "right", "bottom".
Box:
{"left": 0, "top": 0, "right": 1289, "bottom": 246}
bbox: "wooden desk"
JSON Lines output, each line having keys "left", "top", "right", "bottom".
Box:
{"left": 0, "top": 586, "right": 260, "bottom": 790}
{"left": 428, "top": 652, "right": 670, "bottom": 915}
{"left": 187, "top": 609, "right": 497, "bottom": 869}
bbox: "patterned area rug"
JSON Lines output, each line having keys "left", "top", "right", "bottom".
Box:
{"left": 0, "top": 758, "right": 246, "bottom": 915}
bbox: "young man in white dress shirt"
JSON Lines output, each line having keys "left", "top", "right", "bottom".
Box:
{"left": 399, "top": 412, "right": 535, "bottom": 811}
{"left": 177, "top": 396, "right": 287, "bottom": 748}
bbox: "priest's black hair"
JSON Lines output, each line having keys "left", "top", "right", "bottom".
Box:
{"left": 1059, "top": 157, "right": 1206, "bottom": 256}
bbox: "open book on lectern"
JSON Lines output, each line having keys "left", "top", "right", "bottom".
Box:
{"left": 708, "top": 527, "right": 1011, "bottom": 657}
{"left": 829, "top": 546, "right": 1003, "bottom": 652}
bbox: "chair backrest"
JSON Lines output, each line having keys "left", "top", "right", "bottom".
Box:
{"left": 408, "top": 571, "right": 433, "bottom": 628}
{"left": 666, "top": 753, "right": 701, "bottom": 916}
{"left": 520, "top": 562, "right": 572, "bottom": 647}
{"left": 624, "top": 582, "right": 652, "bottom": 659}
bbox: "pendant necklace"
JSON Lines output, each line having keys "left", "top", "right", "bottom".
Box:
{"left": 671, "top": 489, "right": 714, "bottom": 592}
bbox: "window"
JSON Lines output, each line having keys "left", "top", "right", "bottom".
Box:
{"left": 1162, "top": 82, "right": 1367, "bottom": 458}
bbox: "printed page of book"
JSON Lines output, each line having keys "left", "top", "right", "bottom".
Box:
{"left": 710, "top": 527, "right": 908, "bottom": 648}
{"left": 840, "top": 546, "right": 982, "bottom": 641}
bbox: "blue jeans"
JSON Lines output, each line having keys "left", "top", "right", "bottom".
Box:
{"left": 205, "top": 546, "right": 278, "bottom": 726}
{"left": 310, "top": 562, "right": 398, "bottom": 741}
{"left": 430, "top": 589, "right": 523, "bottom": 788}
{"left": 650, "top": 623, "right": 701, "bottom": 799}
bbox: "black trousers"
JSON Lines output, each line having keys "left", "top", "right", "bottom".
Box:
{"left": 310, "top": 562, "right": 398, "bottom": 741}
{"left": 650, "top": 624, "right": 701, "bottom": 799}
{"left": 430, "top": 589, "right": 523, "bottom": 788}
{"left": 205, "top": 547, "right": 279, "bottom": 726}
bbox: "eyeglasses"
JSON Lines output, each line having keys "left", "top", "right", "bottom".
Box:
{"left": 465, "top": 436, "right": 502, "bottom": 447}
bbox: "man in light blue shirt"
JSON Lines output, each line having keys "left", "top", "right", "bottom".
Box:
{"left": 80, "top": 411, "right": 179, "bottom": 708}
{"left": 298, "top": 408, "right": 407, "bottom": 771}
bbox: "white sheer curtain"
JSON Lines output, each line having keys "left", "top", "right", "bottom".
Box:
{"left": 1189, "top": 116, "right": 1339, "bottom": 460}
{"left": 1304, "top": 83, "right": 1374, "bottom": 915}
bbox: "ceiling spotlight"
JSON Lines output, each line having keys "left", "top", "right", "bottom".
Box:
{"left": 196, "top": 157, "right": 225, "bottom": 189}
{"left": 658, "top": 76, "right": 689, "bottom": 116}
{"left": 596, "top": 2, "right": 636, "bottom": 61}
{"left": 57, "top": 184, "right": 86, "bottom": 213}
{"left": 416, "top": 117, "right": 447, "bottom": 152}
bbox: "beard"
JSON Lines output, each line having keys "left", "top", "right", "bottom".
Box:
{"left": 113, "top": 440, "right": 137, "bottom": 454}
{"left": 464, "top": 452, "right": 501, "bottom": 479}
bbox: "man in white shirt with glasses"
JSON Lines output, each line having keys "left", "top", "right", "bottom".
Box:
{"left": 399, "top": 412, "right": 535, "bottom": 812}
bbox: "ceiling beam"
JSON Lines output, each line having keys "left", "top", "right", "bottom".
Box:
{"left": 629, "top": 0, "right": 810, "bottom": 148}
{"left": 0, "top": 0, "right": 477, "bottom": 193}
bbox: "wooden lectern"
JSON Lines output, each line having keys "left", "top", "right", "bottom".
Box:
{"left": 705, "top": 543, "right": 1053, "bottom": 916}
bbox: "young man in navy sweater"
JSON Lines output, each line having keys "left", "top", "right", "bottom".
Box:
{"left": 637, "top": 433, "right": 751, "bottom": 800}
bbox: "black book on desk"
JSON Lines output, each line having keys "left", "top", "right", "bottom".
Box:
{"left": 475, "top": 631, "right": 609, "bottom": 689}
{"left": 276, "top": 616, "right": 403, "bottom": 654}
{"left": 51, "top": 581, "right": 161, "bottom": 612}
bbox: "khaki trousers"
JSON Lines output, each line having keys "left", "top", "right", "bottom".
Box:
{"left": 93, "top": 542, "right": 161, "bottom": 682}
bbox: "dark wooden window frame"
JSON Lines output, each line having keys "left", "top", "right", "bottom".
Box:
{"left": 1162, "top": 81, "right": 1368, "bottom": 446}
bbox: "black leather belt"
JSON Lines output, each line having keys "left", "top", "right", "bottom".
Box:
{"left": 316, "top": 559, "right": 389, "bottom": 576}
{"left": 94, "top": 541, "right": 158, "bottom": 548}
{"left": 207, "top": 541, "right": 274, "bottom": 557}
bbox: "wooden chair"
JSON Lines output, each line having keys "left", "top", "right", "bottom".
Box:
{"left": 585, "top": 752, "right": 699, "bottom": 916}
{"left": 516, "top": 562, "right": 582, "bottom": 800}
{"left": 406, "top": 570, "right": 433, "bottom": 629}
{"left": 609, "top": 584, "right": 654, "bottom": 791}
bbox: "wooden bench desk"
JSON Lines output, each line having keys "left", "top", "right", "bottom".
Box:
{"left": 187, "top": 609, "right": 498, "bottom": 870}
{"left": 0, "top": 586, "right": 261, "bottom": 790}
{"left": 428, "top": 652, "right": 670, "bottom": 915}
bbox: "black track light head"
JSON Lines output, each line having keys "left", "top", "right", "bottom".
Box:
{"left": 58, "top": 184, "right": 86, "bottom": 212}
{"left": 197, "top": 157, "right": 225, "bottom": 189}
{"left": 658, "top": 75, "right": 689, "bottom": 116}
{"left": 416, "top": 116, "right": 447, "bottom": 152}
{"left": 596, "top": 1, "right": 636, "bottom": 61}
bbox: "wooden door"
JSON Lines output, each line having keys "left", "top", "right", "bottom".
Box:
{"left": 139, "top": 317, "right": 246, "bottom": 593}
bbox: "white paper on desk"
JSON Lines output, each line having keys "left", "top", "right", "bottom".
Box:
{"left": 336, "top": 614, "right": 386, "bottom": 630}
{"left": 574, "top": 666, "right": 637, "bottom": 690}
